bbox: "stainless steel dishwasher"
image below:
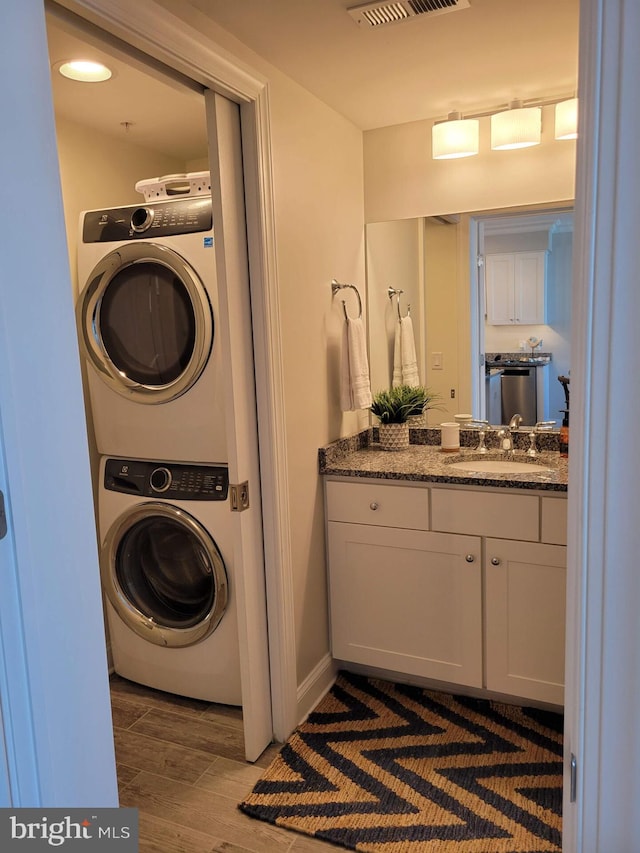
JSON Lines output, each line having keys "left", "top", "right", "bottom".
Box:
{"left": 501, "top": 367, "right": 537, "bottom": 425}
{"left": 485, "top": 369, "right": 503, "bottom": 424}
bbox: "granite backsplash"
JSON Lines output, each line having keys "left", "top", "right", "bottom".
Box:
{"left": 318, "top": 424, "right": 561, "bottom": 471}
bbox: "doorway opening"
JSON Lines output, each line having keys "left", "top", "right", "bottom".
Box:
{"left": 45, "top": 4, "right": 273, "bottom": 762}
{"left": 470, "top": 207, "right": 574, "bottom": 426}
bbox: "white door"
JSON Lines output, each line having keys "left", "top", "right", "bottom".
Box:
{"left": 0, "top": 440, "right": 38, "bottom": 805}
{"left": 0, "top": 702, "right": 10, "bottom": 804}
{"left": 486, "top": 253, "right": 516, "bottom": 324}
{"left": 0, "top": 1, "right": 118, "bottom": 806}
{"left": 514, "top": 252, "right": 546, "bottom": 324}
{"left": 206, "top": 91, "right": 273, "bottom": 761}
{"left": 328, "top": 521, "right": 483, "bottom": 687}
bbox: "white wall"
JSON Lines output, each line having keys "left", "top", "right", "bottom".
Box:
{"left": 267, "top": 72, "right": 365, "bottom": 682}
{"left": 364, "top": 107, "right": 577, "bottom": 224}
{"left": 55, "top": 116, "right": 187, "bottom": 291}
{"left": 366, "top": 219, "right": 424, "bottom": 393}
{"left": 423, "top": 219, "right": 462, "bottom": 422}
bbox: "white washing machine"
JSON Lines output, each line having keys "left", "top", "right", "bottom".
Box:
{"left": 98, "top": 455, "right": 241, "bottom": 704}
{"left": 76, "top": 191, "right": 227, "bottom": 463}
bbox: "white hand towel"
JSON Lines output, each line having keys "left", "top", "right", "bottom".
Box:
{"left": 340, "top": 316, "right": 373, "bottom": 411}
{"left": 392, "top": 320, "right": 403, "bottom": 388}
{"left": 392, "top": 315, "right": 420, "bottom": 387}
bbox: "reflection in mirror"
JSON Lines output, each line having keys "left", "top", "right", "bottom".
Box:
{"left": 366, "top": 207, "right": 573, "bottom": 428}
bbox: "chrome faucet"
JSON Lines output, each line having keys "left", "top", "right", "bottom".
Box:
{"left": 463, "top": 419, "right": 492, "bottom": 454}
{"left": 526, "top": 420, "right": 557, "bottom": 457}
{"left": 509, "top": 413, "right": 524, "bottom": 431}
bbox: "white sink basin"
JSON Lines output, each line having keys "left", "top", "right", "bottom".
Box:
{"left": 448, "top": 459, "right": 553, "bottom": 474}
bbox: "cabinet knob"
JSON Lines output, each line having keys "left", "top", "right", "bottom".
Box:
{"left": 465, "top": 554, "right": 475, "bottom": 563}
{"left": 369, "top": 502, "right": 379, "bottom": 511}
{"left": 491, "top": 556, "right": 501, "bottom": 566}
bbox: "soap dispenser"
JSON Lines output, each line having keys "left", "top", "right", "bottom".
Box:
{"left": 558, "top": 375, "right": 570, "bottom": 457}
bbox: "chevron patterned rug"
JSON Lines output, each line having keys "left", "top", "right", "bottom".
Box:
{"left": 240, "top": 672, "right": 563, "bottom": 852}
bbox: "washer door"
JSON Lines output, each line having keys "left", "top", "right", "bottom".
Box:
{"left": 77, "top": 242, "right": 213, "bottom": 404}
{"left": 101, "top": 502, "right": 228, "bottom": 648}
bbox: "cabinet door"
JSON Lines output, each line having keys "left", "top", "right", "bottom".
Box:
{"left": 514, "top": 252, "right": 546, "bottom": 324}
{"left": 486, "top": 251, "right": 546, "bottom": 325}
{"left": 485, "top": 538, "right": 566, "bottom": 705}
{"left": 485, "top": 254, "right": 515, "bottom": 324}
{"left": 327, "top": 522, "right": 483, "bottom": 688}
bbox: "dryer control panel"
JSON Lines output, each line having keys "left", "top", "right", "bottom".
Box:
{"left": 82, "top": 197, "right": 212, "bottom": 242}
{"left": 104, "top": 458, "right": 228, "bottom": 501}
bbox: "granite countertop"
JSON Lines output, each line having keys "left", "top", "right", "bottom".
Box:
{"left": 319, "top": 428, "right": 568, "bottom": 492}
{"left": 485, "top": 351, "right": 552, "bottom": 368}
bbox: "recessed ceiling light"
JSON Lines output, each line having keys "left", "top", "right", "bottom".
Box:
{"left": 58, "top": 60, "right": 112, "bottom": 83}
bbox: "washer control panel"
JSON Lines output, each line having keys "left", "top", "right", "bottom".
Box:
{"left": 104, "top": 458, "right": 228, "bottom": 501}
{"left": 82, "top": 197, "right": 212, "bottom": 242}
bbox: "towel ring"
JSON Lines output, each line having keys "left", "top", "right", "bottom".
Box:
{"left": 331, "top": 279, "right": 362, "bottom": 320}
{"left": 387, "top": 286, "right": 411, "bottom": 320}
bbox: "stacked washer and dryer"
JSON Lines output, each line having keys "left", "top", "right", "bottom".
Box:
{"left": 76, "top": 172, "right": 241, "bottom": 704}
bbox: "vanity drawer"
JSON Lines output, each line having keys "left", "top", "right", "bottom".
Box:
{"left": 431, "top": 487, "right": 539, "bottom": 541}
{"left": 541, "top": 496, "right": 568, "bottom": 545}
{"left": 325, "top": 480, "right": 429, "bottom": 530}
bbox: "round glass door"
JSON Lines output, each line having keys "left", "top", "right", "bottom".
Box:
{"left": 78, "top": 243, "right": 213, "bottom": 403}
{"left": 101, "top": 502, "right": 228, "bottom": 648}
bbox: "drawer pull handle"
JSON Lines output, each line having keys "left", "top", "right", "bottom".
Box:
{"left": 491, "top": 557, "right": 501, "bottom": 566}
{"left": 465, "top": 554, "right": 475, "bottom": 563}
{"left": 369, "top": 502, "right": 379, "bottom": 511}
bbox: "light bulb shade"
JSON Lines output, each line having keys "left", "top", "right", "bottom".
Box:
{"left": 491, "top": 106, "right": 541, "bottom": 150}
{"left": 58, "top": 60, "right": 112, "bottom": 82}
{"left": 555, "top": 98, "right": 578, "bottom": 139}
{"left": 432, "top": 117, "right": 479, "bottom": 159}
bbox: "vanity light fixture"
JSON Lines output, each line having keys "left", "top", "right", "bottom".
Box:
{"left": 555, "top": 97, "right": 579, "bottom": 139}
{"left": 491, "top": 100, "right": 541, "bottom": 150}
{"left": 58, "top": 60, "right": 112, "bottom": 83}
{"left": 432, "top": 111, "right": 479, "bottom": 159}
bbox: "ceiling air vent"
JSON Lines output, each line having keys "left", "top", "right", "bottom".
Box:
{"left": 347, "top": 0, "right": 470, "bottom": 28}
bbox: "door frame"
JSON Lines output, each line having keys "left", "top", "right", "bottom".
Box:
{"left": 55, "top": 0, "right": 298, "bottom": 740}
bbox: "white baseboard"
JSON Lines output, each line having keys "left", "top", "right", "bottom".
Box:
{"left": 295, "top": 653, "right": 338, "bottom": 726}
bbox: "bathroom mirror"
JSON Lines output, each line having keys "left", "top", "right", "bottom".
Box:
{"left": 365, "top": 205, "right": 573, "bottom": 427}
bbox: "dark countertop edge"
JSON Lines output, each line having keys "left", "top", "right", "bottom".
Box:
{"left": 320, "top": 465, "right": 567, "bottom": 492}
{"left": 485, "top": 351, "right": 552, "bottom": 366}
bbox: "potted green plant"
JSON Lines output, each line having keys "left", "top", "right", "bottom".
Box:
{"left": 370, "top": 384, "right": 441, "bottom": 450}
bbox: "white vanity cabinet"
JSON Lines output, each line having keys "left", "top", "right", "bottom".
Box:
{"left": 325, "top": 479, "right": 567, "bottom": 706}
{"left": 485, "top": 251, "right": 546, "bottom": 325}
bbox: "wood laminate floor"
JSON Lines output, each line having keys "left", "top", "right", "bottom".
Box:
{"left": 110, "top": 674, "right": 342, "bottom": 852}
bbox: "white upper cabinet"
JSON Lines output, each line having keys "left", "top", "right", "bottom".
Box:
{"left": 486, "top": 251, "right": 547, "bottom": 325}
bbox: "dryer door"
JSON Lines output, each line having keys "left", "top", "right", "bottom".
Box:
{"left": 101, "top": 502, "right": 228, "bottom": 648}
{"left": 77, "top": 242, "right": 213, "bottom": 404}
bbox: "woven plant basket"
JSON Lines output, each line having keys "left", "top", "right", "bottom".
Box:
{"left": 378, "top": 422, "right": 409, "bottom": 451}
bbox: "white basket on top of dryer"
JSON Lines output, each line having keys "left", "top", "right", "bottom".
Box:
{"left": 135, "top": 170, "right": 211, "bottom": 201}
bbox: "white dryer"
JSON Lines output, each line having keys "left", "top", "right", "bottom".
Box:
{"left": 98, "top": 456, "right": 241, "bottom": 704}
{"left": 76, "top": 194, "right": 226, "bottom": 463}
